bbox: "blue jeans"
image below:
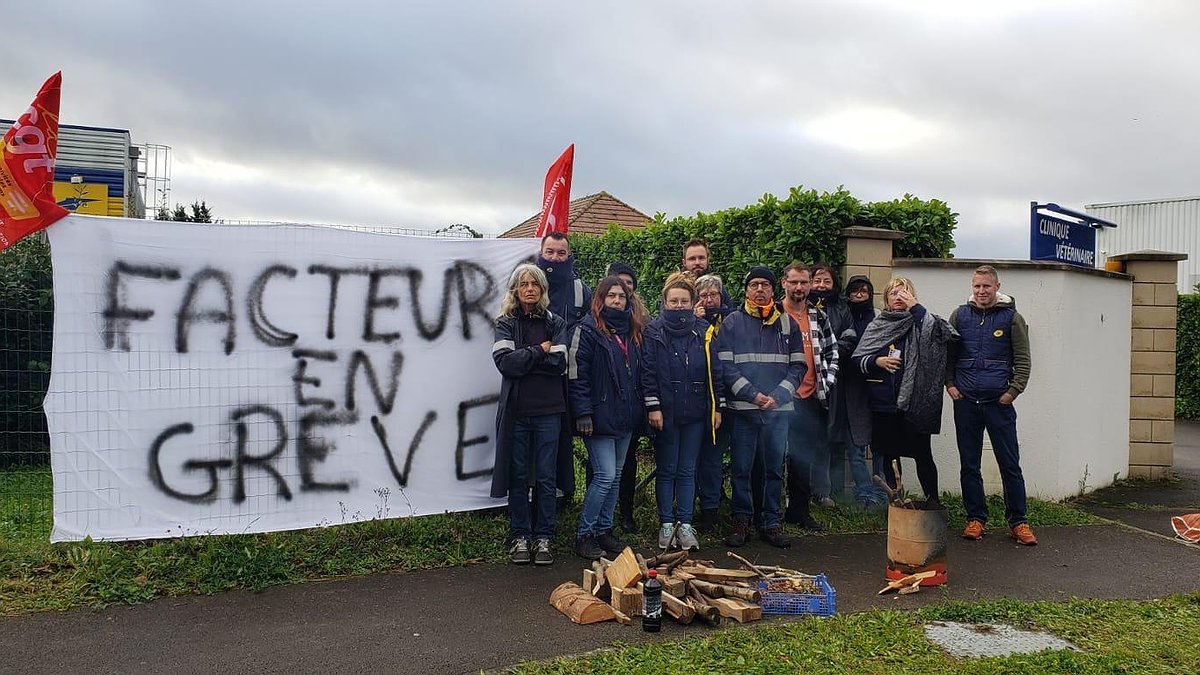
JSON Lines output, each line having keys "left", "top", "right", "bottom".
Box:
{"left": 508, "top": 414, "right": 561, "bottom": 539}
{"left": 849, "top": 445, "right": 886, "bottom": 503}
{"left": 577, "top": 433, "right": 633, "bottom": 537}
{"left": 954, "top": 399, "right": 1027, "bottom": 526}
{"left": 730, "top": 413, "right": 787, "bottom": 529}
{"left": 655, "top": 421, "right": 704, "bottom": 524}
{"left": 696, "top": 424, "right": 729, "bottom": 511}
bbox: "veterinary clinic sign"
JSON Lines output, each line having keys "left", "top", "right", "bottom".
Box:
{"left": 46, "top": 215, "right": 530, "bottom": 541}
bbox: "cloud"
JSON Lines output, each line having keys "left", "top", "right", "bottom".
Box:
{"left": 2, "top": 1, "right": 1197, "bottom": 256}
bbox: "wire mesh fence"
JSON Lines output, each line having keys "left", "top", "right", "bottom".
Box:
{"left": 0, "top": 220, "right": 485, "bottom": 542}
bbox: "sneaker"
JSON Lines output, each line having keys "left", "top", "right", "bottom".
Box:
{"left": 596, "top": 530, "right": 628, "bottom": 558}
{"left": 814, "top": 495, "right": 836, "bottom": 508}
{"left": 510, "top": 537, "right": 531, "bottom": 565}
{"left": 759, "top": 526, "right": 792, "bottom": 548}
{"left": 696, "top": 508, "right": 718, "bottom": 534}
{"left": 962, "top": 520, "right": 985, "bottom": 540}
{"left": 574, "top": 534, "right": 605, "bottom": 560}
{"left": 1010, "top": 523, "right": 1038, "bottom": 546}
{"left": 658, "top": 523, "right": 676, "bottom": 550}
{"left": 677, "top": 523, "right": 700, "bottom": 551}
{"left": 533, "top": 538, "right": 553, "bottom": 565}
{"left": 725, "top": 518, "right": 749, "bottom": 548}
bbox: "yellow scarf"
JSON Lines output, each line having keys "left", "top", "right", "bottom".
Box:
{"left": 743, "top": 297, "right": 781, "bottom": 324}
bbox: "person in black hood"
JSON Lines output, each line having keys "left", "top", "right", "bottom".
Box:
{"left": 843, "top": 274, "right": 887, "bottom": 507}
{"left": 536, "top": 232, "right": 592, "bottom": 324}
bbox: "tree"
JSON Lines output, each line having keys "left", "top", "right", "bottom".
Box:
{"left": 158, "top": 200, "right": 215, "bottom": 223}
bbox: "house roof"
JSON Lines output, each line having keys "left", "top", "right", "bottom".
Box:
{"left": 498, "top": 191, "right": 651, "bottom": 238}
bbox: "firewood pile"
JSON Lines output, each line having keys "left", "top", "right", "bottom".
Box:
{"left": 549, "top": 548, "right": 826, "bottom": 626}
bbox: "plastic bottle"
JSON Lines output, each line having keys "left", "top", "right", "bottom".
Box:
{"left": 642, "top": 569, "right": 662, "bottom": 632}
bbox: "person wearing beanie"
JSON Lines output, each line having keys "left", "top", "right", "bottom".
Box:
{"left": 713, "top": 265, "right": 804, "bottom": 548}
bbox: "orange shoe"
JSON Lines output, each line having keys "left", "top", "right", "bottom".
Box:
{"left": 962, "top": 520, "right": 985, "bottom": 540}
{"left": 1010, "top": 523, "right": 1038, "bottom": 546}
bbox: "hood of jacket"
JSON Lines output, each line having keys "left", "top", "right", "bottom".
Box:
{"left": 967, "top": 292, "right": 1015, "bottom": 311}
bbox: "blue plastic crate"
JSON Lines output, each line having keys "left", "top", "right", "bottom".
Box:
{"left": 756, "top": 573, "right": 836, "bottom": 616}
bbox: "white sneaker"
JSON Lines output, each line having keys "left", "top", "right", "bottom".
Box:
{"left": 677, "top": 523, "right": 700, "bottom": 551}
{"left": 657, "top": 523, "right": 676, "bottom": 550}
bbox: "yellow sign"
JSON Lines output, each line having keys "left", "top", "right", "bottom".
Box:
{"left": 53, "top": 181, "right": 120, "bottom": 216}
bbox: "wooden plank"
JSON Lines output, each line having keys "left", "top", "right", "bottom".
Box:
{"left": 685, "top": 567, "right": 761, "bottom": 583}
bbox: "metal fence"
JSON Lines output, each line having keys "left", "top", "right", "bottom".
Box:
{"left": 0, "top": 221, "right": 479, "bottom": 541}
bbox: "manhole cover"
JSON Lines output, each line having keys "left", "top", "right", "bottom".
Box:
{"left": 924, "top": 621, "right": 1080, "bottom": 659}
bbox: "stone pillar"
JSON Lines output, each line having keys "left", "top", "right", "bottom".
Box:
{"left": 1110, "top": 251, "right": 1189, "bottom": 479}
{"left": 840, "top": 227, "right": 905, "bottom": 308}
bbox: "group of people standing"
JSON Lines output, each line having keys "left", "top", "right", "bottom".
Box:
{"left": 491, "top": 233, "right": 1036, "bottom": 566}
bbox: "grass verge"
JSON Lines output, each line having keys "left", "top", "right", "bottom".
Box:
{"left": 513, "top": 594, "right": 1200, "bottom": 674}
{"left": 2, "top": 456, "right": 1103, "bottom": 617}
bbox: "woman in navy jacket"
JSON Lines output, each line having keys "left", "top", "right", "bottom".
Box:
{"left": 491, "top": 264, "right": 569, "bottom": 566}
{"left": 567, "top": 276, "right": 645, "bottom": 560}
{"left": 642, "top": 272, "right": 722, "bottom": 551}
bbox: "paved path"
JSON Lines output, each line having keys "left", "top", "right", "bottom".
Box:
{"left": 2, "top": 524, "right": 1197, "bottom": 675}
{"left": 4, "top": 424, "right": 1198, "bottom": 674}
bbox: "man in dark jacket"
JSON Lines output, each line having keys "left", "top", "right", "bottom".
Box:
{"left": 682, "top": 239, "right": 733, "bottom": 311}
{"left": 537, "top": 232, "right": 592, "bottom": 324}
{"left": 946, "top": 265, "right": 1036, "bottom": 546}
{"left": 535, "top": 232, "right": 591, "bottom": 508}
{"left": 715, "top": 266, "right": 805, "bottom": 548}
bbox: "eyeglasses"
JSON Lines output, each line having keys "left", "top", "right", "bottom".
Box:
{"left": 698, "top": 291, "right": 721, "bottom": 299}
{"left": 747, "top": 281, "right": 773, "bottom": 289}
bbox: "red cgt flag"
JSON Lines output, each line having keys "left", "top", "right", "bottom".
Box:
{"left": 0, "top": 72, "right": 69, "bottom": 251}
{"left": 535, "top": 143, "right": 574, "bottom": 238}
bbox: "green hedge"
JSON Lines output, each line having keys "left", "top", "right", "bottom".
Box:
{"left": 570, "top": 186, "right": 957, "bottom": 298}
{"left": 0, "top": 237, "right": 53, "bottom": 466}
{"left": 1178, "top": 292, "right": 1200, "bottom": 419}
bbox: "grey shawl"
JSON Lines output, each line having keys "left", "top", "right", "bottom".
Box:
{"left": 850, "top": 308, "right": 958, "bottom": 441}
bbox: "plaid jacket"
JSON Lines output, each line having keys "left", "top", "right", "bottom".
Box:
{"left": 789, "top": 303, "right": 839, "bottom": 408}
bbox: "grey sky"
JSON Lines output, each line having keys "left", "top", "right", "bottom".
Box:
{"left": 4, "top": 1, "right": 1197, "bottom": 256}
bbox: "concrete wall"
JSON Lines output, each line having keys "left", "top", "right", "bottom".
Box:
{"left": 891, "top": 262, "right": 1132, "bottom": 499}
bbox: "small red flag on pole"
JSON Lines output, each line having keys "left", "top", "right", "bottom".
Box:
{"left": 0, "top": 72, "right": 68, "bottom": 251}
{"left": 535, "top": 144, "right": 574, "bottom": 238}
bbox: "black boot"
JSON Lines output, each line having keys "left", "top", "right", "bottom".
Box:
{"left": 574, "top": 533, "right": 605, "bottom": 561}
{"left": 596, "top": 529, "right": 629, "bottom": 558}
{"left": 725, "top": 517, "right": 750, "bottom": 548}
{"left": 696, "top": 508, "right": 718, "bottom": 534}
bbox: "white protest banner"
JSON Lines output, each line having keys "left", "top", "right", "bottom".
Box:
{"left": 45, "top": 215, "right": 534, "bottom": 541}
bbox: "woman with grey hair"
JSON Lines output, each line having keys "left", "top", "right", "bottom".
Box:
{"left": 491, "top": 263, "right": 569, "bottom": 566}
{"left": 692, "top": 273, "right": 729, "bottom": 533}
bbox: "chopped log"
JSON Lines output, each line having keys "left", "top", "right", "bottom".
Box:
{"left": 693, "top": 579, "right": 762, "bottom": 603}
{"left": 610, "top": 585, "right": 643, "bottom": 617}
{"left": 708, "top": 596, "right": 763, "bottom": 623}
{"left": 659, "top": 575, "right": 686, "bottom": 598}
{"left": 685, "top": 589, "right": 722, "bottom": 626}
{"left": 671, "top": 569, "right": 695, "bottom": 582}
{"left": 686, "top": 567, "right": 761, "bottom": 583}
{"left": 662, "top": 588, "right": 695, "bottom": 624}
{"left": 605, "top": 547, "right": 643, "bottom": 589}
{"left": 635, "top": 553, "right": 650, "bottom": 577}
{"left": 647, "top": 550, "right": 689, "bottom": 569}
{"left": 610, "top": 607, "right": 633, "bottom": 626}
{"left": 877, "top": 570, "right": 937, "bottom": 595}
{"left": 550, "top": 582, "right": 618, "bottom": 624}
{"left": 725, "top": 551, "right": 768, "bottom": 578}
